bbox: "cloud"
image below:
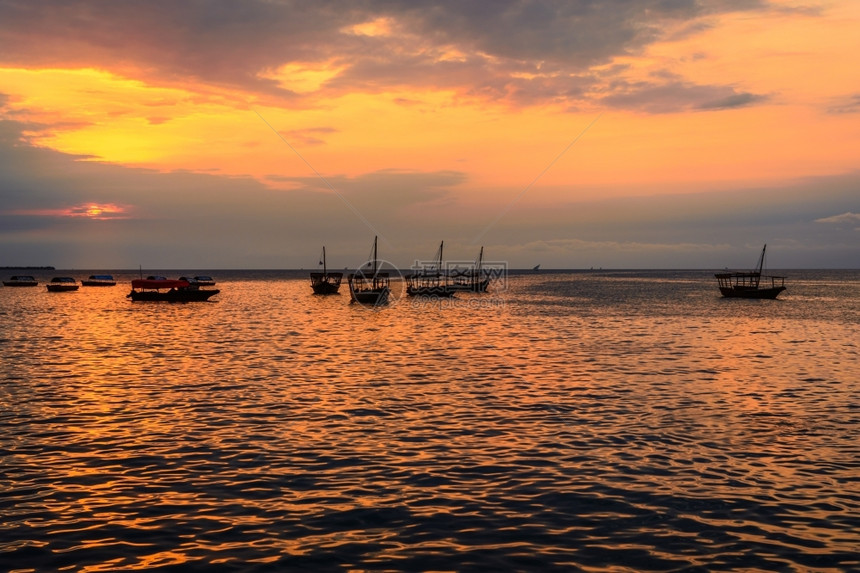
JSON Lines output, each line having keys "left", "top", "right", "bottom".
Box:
{"left": 0, "top": 0, "right": 784, "bottom": 110}
{"left": 601, "top": 76, "right": 768, "bottom": 113}
{"left": 815, "top": 212, "right": 860, "bottom": 225}
{"left": 827, "top": 94, "right": 860, "bottom": 114}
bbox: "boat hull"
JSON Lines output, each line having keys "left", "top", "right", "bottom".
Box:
{"left": 350, "top": 287, "right": 390, "bottom": 306}
{"left": 719, "top": 286, "right": 786, "bottom": 299}
{"left": 81, "top": 281, "right": 116, "bottom": 286}
{"left": 310, "top": 272, "right": 343, "bottom": 295}
{"left": 46, "top": 284, "right": 79, "bottom": 292}
{"left": 128, "top": 289, "right": 219, "bottom": 302}
{"left": 3, "top": 281, "right": 38, "bottom": 287}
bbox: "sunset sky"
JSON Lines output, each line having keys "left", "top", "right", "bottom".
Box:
{"left": 1, "top": 0, "right": 858, "bottom": 269}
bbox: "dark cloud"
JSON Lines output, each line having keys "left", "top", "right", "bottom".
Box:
{"left": 827, "top": 94, "right": 860, "bottom": 114}
{"left": 696, "top": 92, "right": 768, "bottom": 110}
{"left": 601, "top": 75, "right": 768, "bottom": 113}
{"left": 0, "top": 0, "right": 785, "bottom": 109}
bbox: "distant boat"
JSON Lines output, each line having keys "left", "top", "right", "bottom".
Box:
{"left": 715, "top": 244, "right": 786, "bottom": 299}
{"left": 3, "top": 275, "right": 38, "bottom": 287}
{"left": 532, "top": 264, "right": 541, "bottom": 271}
{"left": 193, "top": 275, "right": 216, "bottom": 286}
{"left": 81, "top": 274, "right": 116, "bottom": 286}
{"left": 449, "top": 246, "right": 490, "bottom": 293}
{"left": 46, "top": 277, "right": 79, "bottom": 292}
{"left": 127, "top": 277, "right": 219, "bottom": 302}
{"left": 310, "top": 246, "right": 343, "bottom": 295}
{"left": 178, "top": 275, "right": 217, "bottom": 287}
{"left": 406, "top": 241, "right": 456, "bottom": 298}
{"left": 348, "top": 236, "right": 390, "bottom": 306}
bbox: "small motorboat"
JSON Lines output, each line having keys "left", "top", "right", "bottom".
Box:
{"left": 3, "top": 275, "right": 38, "bottom": 287}
{"left": 194, "top": 275, "right": 216, "bottom": 286}
{"left": 46, "top": 277, "right": 80, "bottom": 292}
{"left": 81, "top": 274, "right": 117, "bottom": 286}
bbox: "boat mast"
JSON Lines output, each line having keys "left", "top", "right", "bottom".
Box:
{"left": 756, "top": 244, "right": 767, "bottom": 274}
{"left": 372, "top": 236, "right": 378, "bottom": 275}
{"left": 438, "top": 241, "right": 444, "bottom": 273}
{"left": 322, "top": 246, "right": 327, "bottom": 276}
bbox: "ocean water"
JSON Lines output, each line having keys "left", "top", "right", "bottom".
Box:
{"left": 1, "top": 269, "right": 858, "bottom": 572}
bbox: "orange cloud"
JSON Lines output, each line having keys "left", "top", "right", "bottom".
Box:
{"left": 4, "top": 203, "right": 131, "bottom": 220}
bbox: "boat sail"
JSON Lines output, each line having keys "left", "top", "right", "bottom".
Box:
{"left": 310, "top": 246, "right": 343, "bottom": 294}
{"left": 406, "top": 241, "right": 456, "bottom": 297}
{"left": 348, "top": 236, "right": 390, "bottom": 305}
{"left": 449, "top": 246, "right": 490, "bottom": 293}
{"left": 715, "top": 244, "right": 786, "bottom": 299}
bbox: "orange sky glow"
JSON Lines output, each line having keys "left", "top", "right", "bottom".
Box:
{"left": 1, "top": 1, "right": 858, "bottom": 268}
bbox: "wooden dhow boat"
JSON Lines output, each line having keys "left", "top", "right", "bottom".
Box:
{"left": 310, "top": 246, "right": 342, "bottom": 295}
{"left": 406, "top": 241, "right": 456, "bottom": 298}
{"left": 448, "top": 246, "right": 490, "bottom": 293}
{"left": 715, "top": 244, "right": 786, "bottom": 299}
{"left": 348, "top": 236, "right": 390, "bottom": 306}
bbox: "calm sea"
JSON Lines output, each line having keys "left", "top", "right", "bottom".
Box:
{"left": 1, "top": 269, "right": 858, "bottom": 572}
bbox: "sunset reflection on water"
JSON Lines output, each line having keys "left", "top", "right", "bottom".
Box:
{"left": 1, "top": 270, "right": 858, "bottom": 571}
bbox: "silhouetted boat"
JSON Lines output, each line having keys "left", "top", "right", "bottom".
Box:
{"left": 3, "top": 275, "right": 38, "bottom": 287}
{"left": 310, "top": 246, "right": 342, "bottom": 294}
{"left": 348, "top": 236, "right": 390, "bottom": 306}
{"left": 127, "top": 278, "right": 219, "bottom": 302}
{"left": 178, "top": 275, "right": 216, "bottom": 287}
{"left": 81, "top": 274, "right": 116, "bottom": 286}
{"left": 46, "top": 277, "right": 79, "bottom": 292}
{"left": 532, "top": 264, "right": 541, "bottom": 271}
{"left": 406, "top": 241, "right": 455, "bottom": 298}
{"left": 449, "top": 246, "right": 490, "bottom": 293}
{"left": 193, "top": 275, "right": 216, "bottom": 286}
{"left": 715, "top": 244, "right": 786, "bottom": 299}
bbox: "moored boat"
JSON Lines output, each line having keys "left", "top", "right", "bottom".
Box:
{"left": 81, "top": 274, "right": 117, "bottom": 286}
{"left": 406, "top": 241, "right": 455, "bottom": 298}
{"left": 3, "top": 275, "right": 38, "bottom": 287}
{"left": 127, "top": 278, "right": 220, "bottom": 302}
{"left": 348, "top": 236, "right": 390, "bottom": 306}
{"left": 310, "top": 246, "right": 342, "bottom": 294}
{"left": 46, "top": 277, "right": 80, "bottom": 292}
{"left": 448, "top": 246, "right": 490, "bottom": 293}
{"left": 193, "top": 275, "right": 216, "bottom": 286}
{"left": 715, "top": 244, "right": 786, "bottom": 299}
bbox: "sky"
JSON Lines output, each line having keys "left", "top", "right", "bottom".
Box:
{"left": 1, "top": 0, "right": 858, "bottom": 270}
